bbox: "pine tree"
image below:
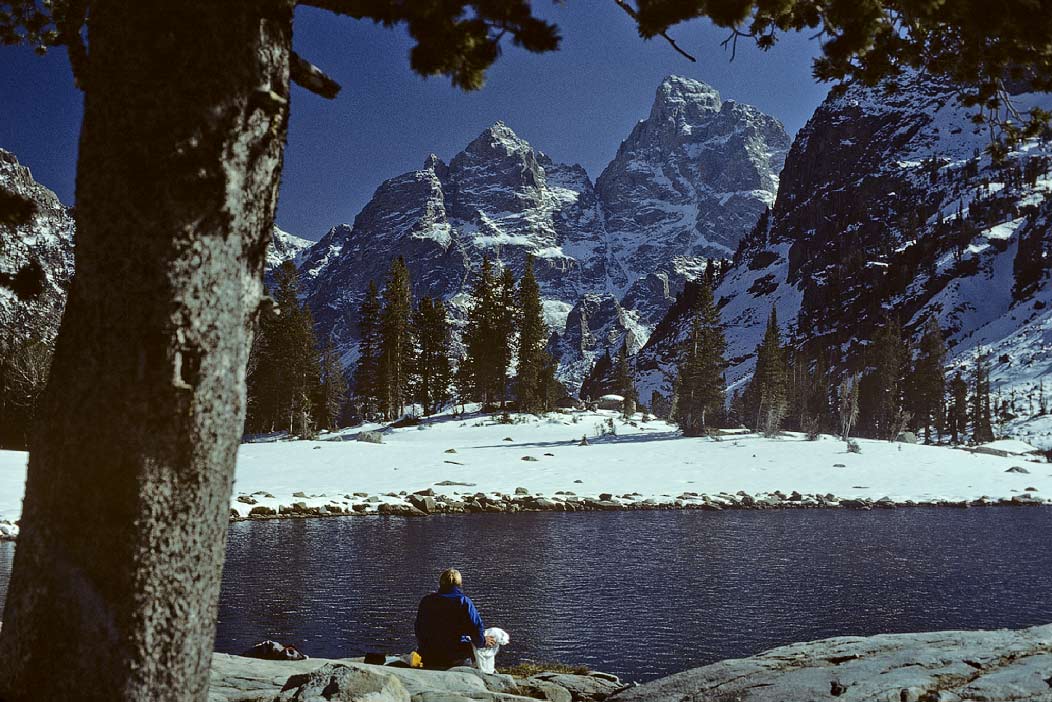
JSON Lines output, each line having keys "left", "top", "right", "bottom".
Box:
{"left": 972, "top": 349, "right": 995, "bottom": 443}
{"left": 411, "top": 297, "right": 453, "bottom": 416}
{"left": 746, "top": 308, "right": 787, "bottom": 436}
{"left": 673, "top": 281, "right": 726, "bottom": 436}
{"left": 910, "top": 317, "right": 947, "bottom": 443}
{"left": 580, "top": 350, "right": 613, "bottom": 401}
{"left": 462, "top": 257, "right": 503, "bottom": 408}
{"left": 864, "top": 319, "right": 911, "bottom": 440}
{"left": 246, "top": 261, "right": 322, "bottom": 436}
{"left": 838, "top": 375, "right": 861, "bottom": 441}
{"left": 352, "top": 280, "right": 383, "bottom": 419}
{"left": 515, "top": 255, "right": 552, "bottom": 413}
{"left": 496, "top": 265, "right": 518, "bottom": 408}
{"left": 378, "top": 258, "right": 413, "bottom": 420}
{"left": 948, "top": 370, "right": 969, "bottom": 443}
{"left": 315, "top": 340, "right": 348, "bottom": 430}
{"left": 614, "top": 341, "right": 637, "bottom": 408}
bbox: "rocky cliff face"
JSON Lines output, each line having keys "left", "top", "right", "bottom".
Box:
{"left": 0, "top": 149, "right": 75, "bottom": 347}
{"left": 298, "top": 77, "right": 789, "bottom": 387}
{"left": 597, "top": 76, "right": 789, "bottom": 296}
{"left": 634, "top": 71, "right": 1052, "bottom": 442}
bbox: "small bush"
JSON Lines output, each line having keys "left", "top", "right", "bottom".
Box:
{"left": 499, "top": 661, "right": 591, "bottom": 678}
{"left": 846, "top": 439, "right": 862, "bottom": 454}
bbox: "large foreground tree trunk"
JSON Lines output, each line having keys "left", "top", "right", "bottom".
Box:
{"left": 0, "top": 2, "right": 292, "bottom": 699}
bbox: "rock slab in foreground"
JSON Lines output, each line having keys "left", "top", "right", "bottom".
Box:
{"left": 610, "top": 624, "right": 1052, "bottom": 702}
{"left": 209, "top": 654, "right": 622, "bottom": 702}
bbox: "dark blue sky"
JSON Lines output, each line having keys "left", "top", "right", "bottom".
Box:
{"left": 0, "top": 4, "right": 829, "bottom": 241}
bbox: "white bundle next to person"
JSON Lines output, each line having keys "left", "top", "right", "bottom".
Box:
{"left": 473, "top": 627, "right": 510, "bottom": 673}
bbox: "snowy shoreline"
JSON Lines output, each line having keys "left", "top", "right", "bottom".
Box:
{"left": 2, "top": 408, "right": 1050, "bottom": 541}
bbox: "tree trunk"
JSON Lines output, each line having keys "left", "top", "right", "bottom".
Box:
{"left": 0, "top": 1, "right": 292, "bottom": 699}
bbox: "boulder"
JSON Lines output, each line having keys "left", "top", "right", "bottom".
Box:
{"left": 895, "top": 431, "right": 918, "bottom": 444}
{"left": 409, "top": 495, "right": 439, "bottom": 514}
{"left": 532, "top": 673, "right": 622, "bottom": 702}
{"left": 249, "top": 505, "right": 277, "bottom": 517}
{"left": 1006, "top": 466, "right": 1031, "bottom": 474}
{"left": 514, "top": 487, "right": 530, "bottom": 495}
{"left": 237, "top": 495, "right": 259, "bottom": 505}
{"left": 516, "top": 678, "right": 572, "bottom": 702}
{"left": 277, "top": 663, "right": 409, "bottom": 702}
{"left": 358, "top": 431, "right": 384, "bottom": 444}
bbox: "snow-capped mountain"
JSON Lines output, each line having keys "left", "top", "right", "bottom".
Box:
{"left": 0, "top": 148, "right": 75, "bottom": 347}
{"left": 298, "top": 121, "right": 613, "bottom": 369}
{"left": 597, "top": 76, "right": 790, "bottom": 300}
{"left": 635, "top": 70, "right": 1052, "bottom": 446}
{"left": 298, "top": 76, "right": 789, "bottom": 386}
{"left": 267, "top": 226, "right": 313, "bottom": 271}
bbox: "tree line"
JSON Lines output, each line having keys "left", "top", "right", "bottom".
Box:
{"left": 352, "top": 254, "right": 560, "bottom": 421}
{"left": 663, "top": 287, "right": 1016, "bottom": 445}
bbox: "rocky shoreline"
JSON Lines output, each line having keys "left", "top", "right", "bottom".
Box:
{"left": 2, "top": 489, "right": 1046, "bottom": 543}
{"left": 228, "top": 486, "right": 1051, "bottom": 523}
{"left": 208, "top": 624, "right": 1052, "bottom": 702}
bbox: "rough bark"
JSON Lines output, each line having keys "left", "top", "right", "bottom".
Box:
{"left": 0, "top": 1, "right": 293, "bottom": 700}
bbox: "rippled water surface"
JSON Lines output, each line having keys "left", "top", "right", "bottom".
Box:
{"left": 3, "top": 508, "right": 1052, "bottom": 682}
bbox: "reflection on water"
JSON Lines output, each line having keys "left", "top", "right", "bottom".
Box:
{"left": 3, "top": 508, "right": 1052, "bottom": 682}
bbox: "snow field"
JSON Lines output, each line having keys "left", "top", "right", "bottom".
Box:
{"left": 1, "top": 409, "right": 1050, "bottom": 539}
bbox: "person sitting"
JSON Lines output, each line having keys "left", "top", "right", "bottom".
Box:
{"left": 415, "top": 568, "right": 495, "bottom": 670}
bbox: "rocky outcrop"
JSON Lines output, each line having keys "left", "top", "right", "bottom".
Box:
{"left": 208, "top": 653, "right": 624, "bottom": 702}
{"left": 611, "top": 623, "right": 1052, "bottom": 702}
{"left": 0, "top": 148, "right": 76, "bottom": 348}
{"left": 209, "top": 625, "right": 1052, "bottom": 702}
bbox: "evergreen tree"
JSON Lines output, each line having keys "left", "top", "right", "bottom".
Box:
{"left": 746, "top": 308, "right": 788, "bottom": 436}
{"left": 838, "top": 375, "right": 861, "bottom": 441}
{"left": 411, "top": 297, "right": 453, "bottom": 416}
{"left": 378, "top": 258, "right": 413, "bottom": 420}
{"left": 515, "top": 255, "right": 551, "bottom": 413}
{"left": 673, "top": 281, "right": 726, "bottom": 436}
{"left": 972, "top": 349, "right": 995, "bottom": 443}
{"left": 352, "top": 280, "right": 383, "bottom": 419}
{"left": 581, "top": 350, "right": 613, "bottom": 401}
{"left": 462, "top": 257, "right": 504, "bottom": 407}
{"left": 864, "top": 319, "right": 911, "bottom": 440}
{"left": 246, "top": 261, "right": 322, "bottom": 436}
{"left": 496, "top": 265, "right": 518, "bottom": 407}
{"left": 614, "top": 341, "right": 637, "bottom": 404}
{"left": 315, "top": 340, "right": 348, "bottom": 430}
{"left": 910, "top": 317, "right": 947, "bottom": 443}
{"left": 947, "top": 370, "right": 969, "bottom": 443}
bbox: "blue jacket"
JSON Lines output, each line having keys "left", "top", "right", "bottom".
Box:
{"left": 415, "top": 586, "right": 486, "bottom": 661}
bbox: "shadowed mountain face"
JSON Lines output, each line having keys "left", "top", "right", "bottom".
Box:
{"left": 297, "top": 77, "right": 790, "bottom": 387}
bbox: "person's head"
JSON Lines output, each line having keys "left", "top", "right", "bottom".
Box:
{"left": 438, "top": 568, "right": 462, "bottom": 592}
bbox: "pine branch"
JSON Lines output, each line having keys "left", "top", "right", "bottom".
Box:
{"left": 612, "top": 0, "right": 696, "bottom": 62}
{"left": 290, "top": 51, "right": 341, "bottom": 99}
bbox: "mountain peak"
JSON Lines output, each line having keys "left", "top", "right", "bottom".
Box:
{"left": 650, "top": 75, "right": 722, "bottom": 120}
{"left": 463, "top": 121, "right": 531, "bottom": 156}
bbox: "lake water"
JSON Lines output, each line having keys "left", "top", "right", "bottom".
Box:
{"left": 3, "top": 508, "right": 1052, "bottom": 682}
